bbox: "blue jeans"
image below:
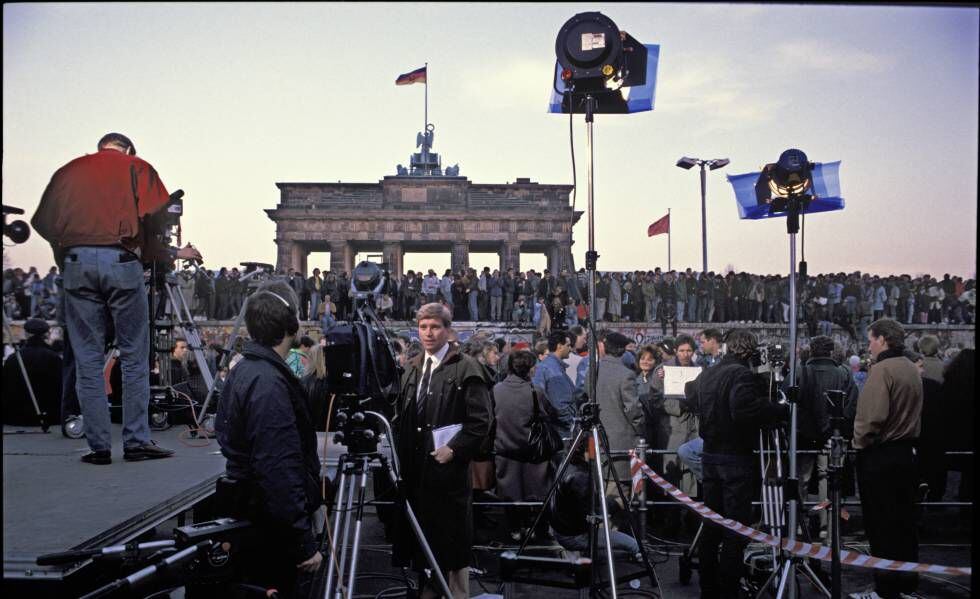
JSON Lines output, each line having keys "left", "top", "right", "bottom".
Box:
{"left": 677, "top": 436, "right": 704, "bottom": 483}
{"left": 309, "top": 293, "right": 320, "bottom": 323}
{"left": 687, "top": 295, "right": 698, "bottom": 321}
{"left": 62, "top": 247, "right": 150, "bottom": 452}
{"left": 468, "top": 291, "right": 479, "bottom": 321}
{"left": 676, "top": 300, "right": 686, "bottom": 322}
{"left": 555, "top": 529, "right": 639, "bottom": 556}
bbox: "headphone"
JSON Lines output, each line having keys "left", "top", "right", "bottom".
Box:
{"left": 255, "top": 290, "right": 299, "bottom": 336}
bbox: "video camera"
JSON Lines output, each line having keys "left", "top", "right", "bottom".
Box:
{"left": 142, "top": 189, "right": 188, "bottom": 269}
{"left": 238, "top": 262, "right": 283, "bottom": 297}
{"left": 2, "top": 205, "right": 31, "bottom": 244}
{"left": 751, "top": 343, "right": 787, "bottom": 375}
{"left": 322, "top": 261, "right": 402, "bottom": 454}
{"left": 751, "top": 343, "right": 789, "bottom": 404}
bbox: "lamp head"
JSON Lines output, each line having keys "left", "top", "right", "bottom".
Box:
{"left": 352, "top": 261, "right": 385, "bottom": 297}
{"left": 768, "top": 149, "right": 812, "bottom": 198}
{"left": 555, "top": 12, "right": 624, "bottom": 90}
{"left": 676, "top": 156, "right": 698, "bottom": 170}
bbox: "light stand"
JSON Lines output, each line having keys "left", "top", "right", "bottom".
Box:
{"left": 676, "top": 157, "right": 729, "bottom": 274}
{"left": 510, "top": 94, "right": 659, "bottom": 599}
{"left": 764, "top": 194, "right": 830, "bottom": 599}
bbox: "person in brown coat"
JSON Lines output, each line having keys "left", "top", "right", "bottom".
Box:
{"left": 851, "top": 318, "right": 923, "bottom": 599}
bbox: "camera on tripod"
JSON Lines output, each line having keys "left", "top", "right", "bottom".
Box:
{"left": 751, "top": 343, "right": 787, "bottom": 376}
{"left": 145, "top": 189, "right": 185, "bottom": 259}
{"left": 239, "top": 262, "right": 278, "bottom": 293}
{"left": 322, "top": 261, "right": 402, "bottom": 454}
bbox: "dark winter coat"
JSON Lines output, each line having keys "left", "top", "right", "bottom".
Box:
{"left": 215, "top": 341, "right": 321, "bottom": 564}
{"left": 2, "top": 337, "right": 62, "bottom": 426}
{"left": 694, "top": 355, "right": 789, "bottom": 456}
{"left": 788, "top": 357, "right": 859, "bottom": 446}
{"left": 493, "top": 374, "right": 557, "bottom": 501}
{"left": 393, "top": 344, "right": 492, "bottom": 571}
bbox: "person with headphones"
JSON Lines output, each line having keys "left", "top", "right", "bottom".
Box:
{"left": 215, "top": 280, "right": 323, "bottom": 596}
{"left": 31, "top": 132, "right": 201, "bottom": 465}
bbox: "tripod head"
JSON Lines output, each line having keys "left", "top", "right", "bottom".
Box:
{"left": 331, "top": 403, "right": 402, "bottom": 467}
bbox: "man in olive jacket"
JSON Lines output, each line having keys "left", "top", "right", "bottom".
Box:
{"left": 851, "top": 318, "right": 923, "bottom": 599}
{"left": 394, "top": 303, "right": 492, "bottom": 599}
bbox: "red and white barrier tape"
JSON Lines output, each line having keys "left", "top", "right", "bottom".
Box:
{"left": 629, "top": 452, "right": 971, "bottom": 577}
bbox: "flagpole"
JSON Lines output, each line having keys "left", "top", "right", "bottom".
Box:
{"left": 424, "top": 62, "right": 428, "bottom": 130}
{"left": 667, "top": 208, "right": 672, "bottom": 271}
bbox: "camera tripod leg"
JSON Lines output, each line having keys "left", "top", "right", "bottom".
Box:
{"left": 195, "top": 293, "right": 249, "bottom": 426}
{"left": 774, "top": 560, "right": 793, "bottom": 599}
{"left": 344, "top": 463, "right": 371, "bottom": 599}
{"left": 1, "top": 307, "right": 47, "bottom": 432}
{"left": 515, "top": 426, "right": 589, "bottom": 556}
{"left": 799, "top": 560, "right": 831, "bottom": 598}
{"left": 324, "top": 463, "right": 350, "bottom": 598}
{"left": 333, "top": 463, "right": 359, "bottom": 597}
{"left": 596, "top": 425, "right": 659, "bottom": 590}
{"left": 591, "top": 427, "right": 619, "bottom": 599}
{"left": 163, "top": 282, "right": 215, "bottom": 392}
{"left": 753, "top": 559, "right": 781, "bottom": 599}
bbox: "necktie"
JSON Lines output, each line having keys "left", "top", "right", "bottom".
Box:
{"left": 417, "top": 357, "right": 433, "bottom": 419}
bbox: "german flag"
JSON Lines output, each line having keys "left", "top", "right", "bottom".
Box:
{"left": 395, "top": 66, "right": 427, "bottom": 86}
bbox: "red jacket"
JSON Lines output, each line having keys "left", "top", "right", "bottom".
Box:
{"left": 31, "top": 149, "right": 170, "bottom": 258}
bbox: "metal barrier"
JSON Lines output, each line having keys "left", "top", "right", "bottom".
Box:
{"left": 337, "top": 443, "right": 972, "bottom": 510}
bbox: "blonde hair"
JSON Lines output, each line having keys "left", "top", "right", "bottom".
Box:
{"left": 416, "top": 302, "right": 452, "bottom": 326}
{"left": 305, "top": 344, "right": 326, "bottom": 379}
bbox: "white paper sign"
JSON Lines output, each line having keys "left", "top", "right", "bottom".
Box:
{"left": 581, "top": 32, "right": 606, "bottom": 51}
{"left": 432, "top": 423, "right": 462, "bottom": 450}
{"left": 663, "top": 366, "right": 702, "bottom": 397}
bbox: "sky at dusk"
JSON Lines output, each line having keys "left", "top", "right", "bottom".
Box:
{"left": 3, "top": 3, "right": 977, "bottom": 278}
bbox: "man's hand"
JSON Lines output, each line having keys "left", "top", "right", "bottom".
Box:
{"left": 430, "top": 445, "right": 455, "bottom": 464}
{"left": 657, "top": 368, "right": 665, "bottom": 380}
{"left": 176, "top": 243, "right": 202, "bottom": 262}
{"left": 297, "top": 551, "right": 322, "bottom": 573}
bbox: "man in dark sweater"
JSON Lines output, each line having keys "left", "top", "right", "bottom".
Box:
{"left": 693, "top": 329, "right": 789, "bottom": 599}
{"left": 216, "top": 280, "right": 323, "bottom": 595}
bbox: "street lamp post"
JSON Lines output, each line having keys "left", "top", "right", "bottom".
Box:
{"left": 676, "top": 156, "right": 730, "bottom": 274}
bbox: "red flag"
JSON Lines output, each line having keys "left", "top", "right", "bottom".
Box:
{"left": 647, "top": 213, "right": 670, "bottom": 237}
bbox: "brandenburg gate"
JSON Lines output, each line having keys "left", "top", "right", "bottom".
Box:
{"left": 266, "top": 125, "right": 581, "bottom": 277}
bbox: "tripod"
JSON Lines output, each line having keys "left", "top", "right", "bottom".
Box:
{"left": 150, "top": 265, "right": 215, "bottom": 391}
{"left": 321, "top": 410, "right": 453, "bottom": 599}
{"left": 511, "top": 93, "right": 659, "bottom": 599}
{"left": 1, "top": 303, "right": 49, "bottom": 432}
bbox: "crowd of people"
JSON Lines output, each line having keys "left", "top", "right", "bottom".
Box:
{"left": 5, "top": 294, "right": 974, "bottom": 595}
{"left": 10, "top": 131, "right": 973, "bottom": 598}
{"left": 6, "top": 264, "right": 975, "bottom": 337}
